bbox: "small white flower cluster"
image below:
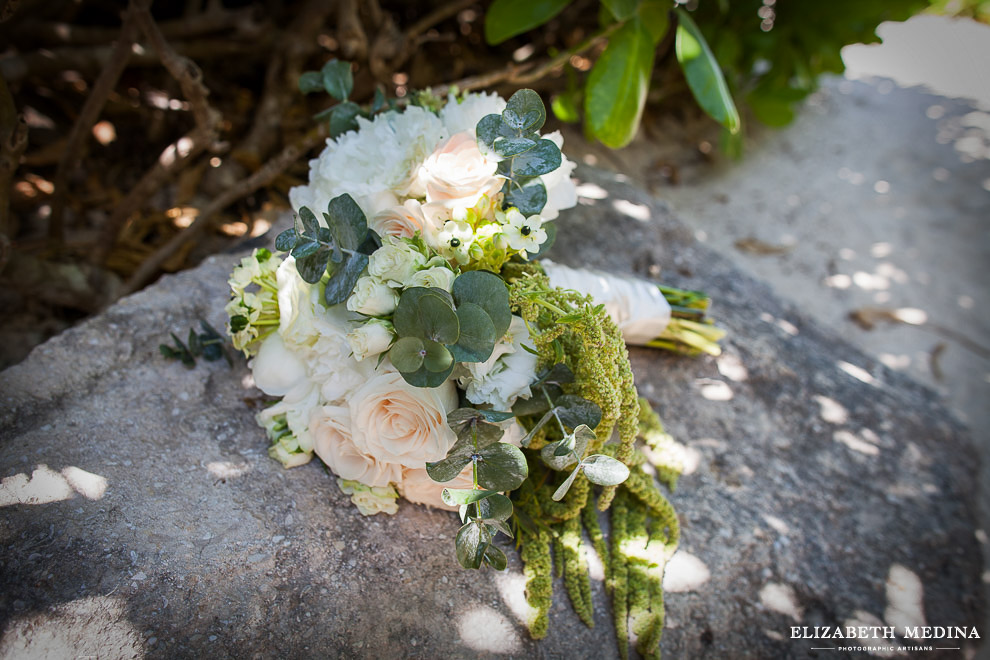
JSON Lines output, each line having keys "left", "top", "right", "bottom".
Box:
{"left": 225, "top": 249, "right": 281, "bottom": 356}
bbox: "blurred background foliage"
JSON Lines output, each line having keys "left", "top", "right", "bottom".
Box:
{"left": 0, "top": 0, "right": 966, "bottom": 367}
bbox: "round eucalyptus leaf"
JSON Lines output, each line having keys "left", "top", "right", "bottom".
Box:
{"left": 551, "top": 464, "right": 581, "bottom": 502}
{"left": 504, "top": 88, "right": 547, "bottom": 132}
{"left": 389, "top": 336, "right": 425, "bottom": 373}
{"left": 394, "top": 289, "right": 459, "bottom": 343}
{"left": 581, "top": 454, "right": 631, "bottom": 486}
{"left": 483, "top": 543, "right": 508, "bottom": 571}
{"left": 423, "top": 340, "right": 454, "bottom": 373}
{"left": 449, "top": 303, "right": 496, "bottom": 363}
{"left": 455, "top": 521, "right": 486, "bottom": 569}
{"left": 398, "top": 361, "right": 455, "bottom": 388}
{"left": 441, "top": 488, "right": 497, "bottom": 507}
{"left": 451, "top": 270, "right": 511, "bottom": 338}
{"left": 476, "top": 442, "right": 528, "bottom": 492}
{"left": 476, "top": 493, "right": 513, "bottom": 522}
{"left": 555, "top": 394, "right": 603, "bottom": 430}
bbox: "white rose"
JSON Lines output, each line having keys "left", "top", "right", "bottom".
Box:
{"left": 406, "top": 266, "right": 455, "bottom": 291}
{"left": 347, "top": 319, "right": 394, "bottom": 362}
{"left": 419, "top": 131, "right": 504, "bottom": 211}
{"left": 347, "top": 275, "right": 399, "bottom": 316}
{"left": 276, "top": 256, "right": 321, "bottom": 348}
{"left": 255, "top": 380, "right": 322, "bottom": 452}
{"left": 251, "top": 334, "right": 308, "bottom": 396}
{"left": 368, "top": 236, "right": 427, "bottom": 287}
{"left": 338, "top": 479, "right": 400, "bottom": 515}
{"left": 456, "top": 315, "right": 539, "bottom": 410}
{"left": 539, "top": 131, "right": 578, "bottom": 221}
{"left": 440, "top": 91, "right": 507, "bottom": 136}
{"left": 349, "top": 370, "right": 458, "bottom": 468}
{"left": 400, "top": 463, "right": 474, "bottom": 510}
{"left": 310, "top": 405, "right": 402, "bottom": 488}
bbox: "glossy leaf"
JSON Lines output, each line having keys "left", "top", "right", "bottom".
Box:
{"left": 274, "top": 228, "right": 298, "bottom": 251}
{"left": 324, "top": 252, "right": 368, "bottom": 306}
{"left": 602, "top": 0, "right": 637, "bottom": 21}
{"left": 483, "top": 543, "right": 508, "bottom": 570}
{"left": 295, "top": 246, "right": 330, "bottom": 283}
{"left": 638, "top": 0, "right": 670, "bottom": 45}
{"left": 503, "top": 89, "right": 547, "bottom": 133}
{"left": 328, "top": 101, "right": 361, "bottom": 138}
{"left": 426, "top": 442, "right": 475, "bottom": 482}
{"left": 581, "top": 454, "right": 630, "bottom": 486}
{"left": 476, "top": 493, "right": 513, "bottom": 522}
{"left": 476, "top": 113, "right": 510, "bottom": 150}
{"left": 326, "top": 194, "right": 368, "bottom": 251}
{"left": 451, "top": 270, "right": 512, "bottom": 338}
{"left": 499, "top": 139, "right": 561, "bottom": 178}
{"left": 476, "top": 443, "right": 528, "bottom": 491}
{"left": 502, "top": 177, "right": 547, "bottom": 216}
{"left": 493, "top": 136, "right": 538, "bottom": 158}
{"left": 441, "top": 488, "right": 498, "bottom": 507}
{"left": 585, "top": 19, "right": 655, "bottom": 148}
{"left": 551, "top": 93, "right": 580, "bottom": 123}
{"left": 455, "top": 521, "right": 488, "bottom": 569}
{"left": 321, "top": 59, "right": 353, "bottom": 101}
{"left": 674, "top": 8, "right": 740, "bottom": 134}
{"left": 449, "top": 303, "right": 496, "bottom": 363}
{"left": 484, "top": 0, "right": 572, "bottom": 44}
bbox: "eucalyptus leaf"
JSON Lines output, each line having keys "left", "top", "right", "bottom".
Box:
{"left": 426, "top": 445, "right": 474, "bottom": 482}
{"left": 390, "top": 336, "right": 426, "bottom": 373}
{"left": 295, "top": 246, "right": 330, "bottom": 283}
{"left": 298, "top": 206, "right": 319, "bottom": 235}
{"left": 476, "top": 113, "right": 508, "bottom": 150}
{"left": 298, "top": 71, "right": 323, "bottom": 94}
{"left": 512, "top": 395, "right": 549, "bottom": 418}
{"left": 274, "top": 228, "right": 298, "bottom": 251}
{"left": 448, "top": 303, "right": 496, "bottom": 363}
{"left": 451, "top": 270, "right": 511, "bottom": 338}
{"left": 553, "top": 433, "right": 576, "bottom": 457}
{"left": 328, "top": 101, "right": 361, "bottom": 138}
{"left": 542, "top": 437, "right": 579, "bottom": 471}
{"left": 502, "top": 177, "right": 547, "bottom": 216}
{"left": 476, "top": 443, "right": 528, "bottom": 491}
{"left": 324, "top": 252, "right": 368, "bottom": 306}
{"left": 503, "top": 88, "right": 547, "bottom": 133}
{"left": 536, "top": 362, "right": 575, "bottom": 387}
{"left": 581, "top": 454, "right": 631, "bottom": 486}
{"left": 290, "top": 239, "right": 319, "bottom": 259}
{"left": 493, "top": 136, "right": 538, "bottom": 158}
{"left": 476, "top": 493, "right": 513, "bottom": 522}
{"left": 551, "top": 464, "right": 581, "bottom": 501}
{"left": 519, "top": 409, "right": 556, "bottom": 447}
{"left": 455, "top": 521, "right": 486, "bottom": 569}
{"left": 478, "top": 409, "right": 515, "bottom": 423}
{"left": 675, "top": 8, "right": 741, "bottom": 134}
{"left": 394, "top": 289, "right": 458, "bottom": 341}
{"left": 555, "top": 394, "right": 602, "bottom": 430}
{"left": 441, "top": 488, "right": 498, "bottom": 507}
{"left": 484, "top": 0, "right": 571, "bottom": 45}
{"left": 423, "top": 339, "right": 454, "bottom": 373}
{"left": 585, "top": 19, "right": 655, "bottom": 148}
{"left": 501, "top": 139, "right": 561, "bottom": 178}
{"left": 483, "top": 543, "right": 508, "bottom": 570}
{"left": 397, "top": 361, "right": 455, "bottom": 388}
{"left": 321, "top": 59, "right": 353, "bottom": 101}
{"left": 326, "top": 193, "right": 368, "bottom": 251}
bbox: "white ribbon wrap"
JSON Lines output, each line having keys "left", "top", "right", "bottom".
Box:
{"left": 542, "top": 260, "right": 672, "bottom": 346}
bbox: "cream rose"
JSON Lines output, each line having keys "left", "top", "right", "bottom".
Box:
{"left": 368, "top": 236, "right": 427, "bottom": 287}
{"left": 370, "top": 199, "right": 443, "bottom": 245}
{"left": 251, "top": 334, "right": 308, "bottom": 396}
{"left": 347, "top": 318, "right": 394, "bottom": 362}
{"left": 348, "top": 370, "right": 458, "bottom": 468}
{"left": 347, "top": 276, "right": 399, "bottom": 316}
{"left": 310, "top": 405, "right": 402, "bottom": 488}
{"left": 400, "top": 463, "right": 474, "bottom": 510}
{"left": 419, "top": 131, "right": 504, "bottom": 210}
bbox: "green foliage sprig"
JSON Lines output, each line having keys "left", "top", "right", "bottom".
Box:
{"left": 274, "top": 194, "right": 378, "bottom": 306}
{"left": 426, "top": 407, "right": 529, "bottom": 569}
{"left": 160, "top": 320, "right": 232, "bottom": 368}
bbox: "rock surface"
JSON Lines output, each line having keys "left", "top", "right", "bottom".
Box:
{"left": 0, "top": 165, "right": 983, "bottom": 658}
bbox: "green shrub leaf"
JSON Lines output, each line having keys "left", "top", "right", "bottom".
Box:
{"left": 484, "top": 0, "right": 572, "bottom": 45}
{"left": 674, "top": 8, "right": 740, "bottom": 134}
{"left": 602, "top": 0, "right": 637, "bottom": 21}
{"left": 585, "top": 19, "right": 655, "bottom": 149}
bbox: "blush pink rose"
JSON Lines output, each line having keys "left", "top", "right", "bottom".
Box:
{"left": 419, "top": 131, "right": 504, "bottom": 210}
{"left": 310, "top": 405, "right": 401, "bottom": 488}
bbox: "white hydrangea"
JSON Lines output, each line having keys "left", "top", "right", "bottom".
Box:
{"left": 289, "top": 106, "right": 447, "bottom": 218}
{"left": 441, "top": 91, "right": 507, "bottom": 136}
{"left": 455, "top": 315, "right": 538, "bottom": 410}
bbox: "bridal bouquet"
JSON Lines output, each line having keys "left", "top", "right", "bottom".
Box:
{"left": 223, "top": 86, "right": 721, "bottom": 658}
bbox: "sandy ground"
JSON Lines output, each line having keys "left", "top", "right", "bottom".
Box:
{"left": 566, "top": 12, "right": 990, "bottom": 643}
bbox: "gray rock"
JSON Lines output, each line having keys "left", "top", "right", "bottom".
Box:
{"left": 0, "top": 165, "right": 982, "bottom": 658}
